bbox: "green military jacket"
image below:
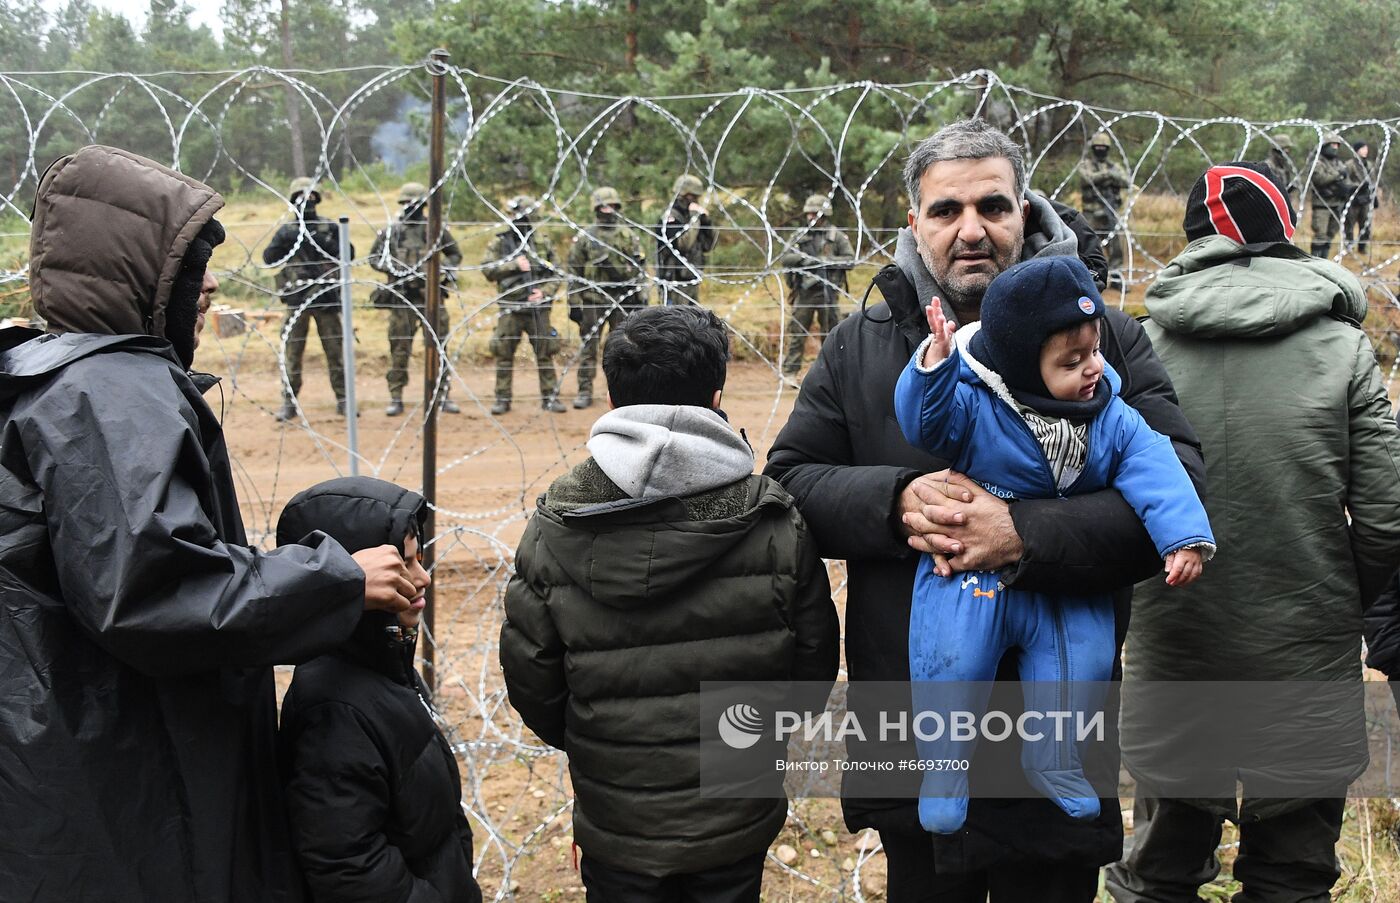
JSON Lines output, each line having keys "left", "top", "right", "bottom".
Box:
{"left": 1345, "top": 157, "right": 1376, "bottom": 203}
{"left": 566, "top": 220, "right": 648, "bottom": 309}
{"left": 778, "top": 223, "right": 855, "bottom": 298}
{"left": 1077, "top": 157, "right": 1130, "bottom": 215}
{"left": 482, "top": 228, "right": 561, "bottom": 311}
{"left": 369, "top": 217, "right": 463, "bottom": 299}
{"left": 1308, "top": 153, "right": 1354, "bottom": 208}
{"left": 1267, "top": 149, "right": 1299, "bottom": 196}
{"left": 1125, "top": 236, "right": 1400, "bottom": 821}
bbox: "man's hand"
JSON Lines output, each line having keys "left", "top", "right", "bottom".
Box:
{"left": 688, "top": 201, "right": 708, "bottom": 216}
{"left": 515, "top": 255, "right": 531, "bottom": 272}
{"left": 352, "top": 545, "right": 417, "bottom": 614}
{"left": 899, "top": 471, "right": 1023, "bottom": 576}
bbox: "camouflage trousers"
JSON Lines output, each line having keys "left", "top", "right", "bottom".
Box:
{"left": 280, "top": 304, "right": 346, "bottom": 403}
{"left": 490, "top": 307, "right": 560, "bottom": 402}
{"left": 574, "top": 304, "right": 628, "bottom": 395}
{"left": 1344, "top": 202, "right": 1373, "bottom": 254}
{"left": 1085, "top": 209, "right": 1124, "bottom": 271}
{"left": 386, "top": 303, "right": 450, "bottom": 399}
{"left": 783, "top": 290, "right": 842, "bottom": 375}
{"left": 1310, "top": 204, "right": 1343, "bottom": 257}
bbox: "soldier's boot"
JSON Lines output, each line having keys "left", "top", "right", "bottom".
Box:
{"left": 491, "top": 397, "right": 511, "bottom": 415}
{"left": 273, "top": 398, "right": 298, "bottom": 422}
{"left": 573, "top": 386, "right": 593, "bottom": 409}
{"left": 335, "top": 399, "right": 359, "bottom": 418}
{"left": 542, "top": 396, "right": 567, "bottom": 414}
{"left": 1311, "top": 241, "right": 1331, "bottom": 258}
{"left": 385, "top": 396, "right": 404, "bottom": 417}
{"left": 440, "top": 394, "right": 461, "bottom": 415}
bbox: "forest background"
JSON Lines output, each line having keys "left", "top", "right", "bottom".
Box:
{"left": 3, "top": 0, "right": 1398, "bottom": 209}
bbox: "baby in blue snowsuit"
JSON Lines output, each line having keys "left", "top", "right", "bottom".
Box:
{"left": 893, "top": 256, "right": 1214, "bottom": 834}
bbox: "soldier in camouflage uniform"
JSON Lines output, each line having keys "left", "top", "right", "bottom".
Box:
{"left": 263, "top": 177, "right": 351, "bottom": 420}
{"left": 656, "top": 174, "right": 716, "bottom": 306}
{"left": 1077, "top": 131, "right": 1131, "bottom": 280}
{"left": 1267, "top": 135, "right": 1300, "bottom": 212}
{"left": 370, "top": 182, "right": 465, "bottom": 416}
{"left": 1344, "top": 141, "right": 1377, "bottom": 256}
{"left": 1307, "top": 132, "right": 1356, "bottom": 258}
{"left": 778, "top": 194, "right": 854, "bottom": 377}
{"left": 482, "top": 195, "right": 565, "bottom": 415}
{"left": 566, "top": 186, "right": 648, "bottom": 409}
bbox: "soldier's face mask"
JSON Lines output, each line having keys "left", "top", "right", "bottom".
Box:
{"left": 1092, "top": 145, "right": 1109, "bottom": 160}
{"left": 596, "top": 205, "right": 618, "bottom": 220}
{"left": 1321, "top": 143, "right": 1339, "bottom": 159}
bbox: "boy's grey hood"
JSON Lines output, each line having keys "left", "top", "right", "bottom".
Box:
{"left": 893, "top": 189, "right": 1078, "bottom": 317}
{"left": 587, "top": 404, "right": 755, "bottom": 499}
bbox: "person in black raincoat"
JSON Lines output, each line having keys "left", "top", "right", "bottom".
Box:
{"left": 0, "top": 146, "right": 419, "bottom": 903}
{"left": 277, "top": 477, "right": 482, "bottom": 903}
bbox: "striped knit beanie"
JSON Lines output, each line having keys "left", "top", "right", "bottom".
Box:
{"left": 1183, "top": 161, "right": 1296, "bottom": 244}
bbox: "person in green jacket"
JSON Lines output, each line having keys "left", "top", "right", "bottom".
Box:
{"left": 501, "top": 305, "right": 839, "bottom": 899}
{"left": 1106, "top": 162, "right": 1400, "bottom": 902}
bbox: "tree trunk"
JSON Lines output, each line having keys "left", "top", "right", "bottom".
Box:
{"left": 280, "top": 0, "right": 307, "bottom": 178}
{"left": 625, "top": 0, "right": 638, "bottom": 71}
{"left": 845, "top": 10, "right": 861, "bottom": 72}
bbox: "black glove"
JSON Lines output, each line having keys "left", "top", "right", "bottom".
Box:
{"left": 166, "top": 218, "right": 226, "bottom": 369}
{"left": 568, "top": 304, "right": 583, "bottom": 324}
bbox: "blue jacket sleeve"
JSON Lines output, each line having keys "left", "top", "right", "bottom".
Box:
{"left": 1107, "top": 400, "right": 1215, "bottom": 559}
{"left": 893, "top": 339, "right": 978, "bottom": 462}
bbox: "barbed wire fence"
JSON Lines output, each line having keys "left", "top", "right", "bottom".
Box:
{"left": 3, "top": 59, "right": 1400, "bottom": 898}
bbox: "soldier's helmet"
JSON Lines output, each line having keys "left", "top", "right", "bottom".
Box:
{"left": 505, "top": 195, "right": 537, "bottom": 219}
{"left": 590, "top": 186, "right": 623, "bottom": 210}
{"left": 803, "top": 194, "right": 831, "bottom": 215}
{"left": 397, "top": 182, "right": 429, "bottom": 204}
{"left": 288, "top": 176, "right": 321, "bottom": 203}
{"left": 1089, "top": 131, "right": 1111, "bottom": 148}
{"left": 1271, "top": 134, "right": 1294, "bottom": 150}
{"left": 672, "top": 174, "right": 705, "bottom": 198}
{"left": 1322, "top": 131, "right": 1345, "bottom": 146}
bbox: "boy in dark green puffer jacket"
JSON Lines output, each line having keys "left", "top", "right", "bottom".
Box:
{"left": 502, "top": 305, "right": 840, "bottom": 901}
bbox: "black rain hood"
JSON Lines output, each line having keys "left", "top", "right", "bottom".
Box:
{"left": 278, "top": 476, "right": 428, "bottom": 680}
{"left": 278, "top": 476, "right": 427, "bottom": 559}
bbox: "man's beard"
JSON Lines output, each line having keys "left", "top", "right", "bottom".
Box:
{"left": 916, "top": 231, "right": 1023, "bottom": 319}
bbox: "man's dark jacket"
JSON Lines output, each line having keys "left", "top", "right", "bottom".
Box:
{"left": 1366, "top": 414, "right": 1400, "bottom": 678}
{"left": 501, "top": 457, "right": 839, "bottom": 876}
{"left": 0, "top": 146, "right": 365, "bottom": 901}
{"left": 764, "top": 253, "right": 1204, "bottom": 871}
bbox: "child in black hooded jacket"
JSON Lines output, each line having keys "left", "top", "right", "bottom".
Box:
{"left": 277, "top": 476, "right": 482, "bottom": 903}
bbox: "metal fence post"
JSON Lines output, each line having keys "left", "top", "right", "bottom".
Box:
{"left": 422, "top": 48, "right": 450, "bottom": 693}
{"left": 338, "top": 215, "right": 358, "bottom": 474}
